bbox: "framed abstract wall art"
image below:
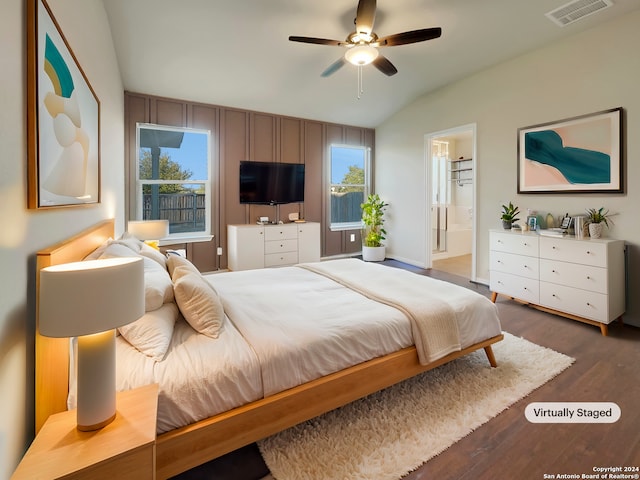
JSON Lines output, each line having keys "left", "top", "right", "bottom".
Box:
{"left": 517, "top": 107, "right": 623, "bottom": 194}
{"left": 27, "top": 0, "right": 100, "bottom": 208}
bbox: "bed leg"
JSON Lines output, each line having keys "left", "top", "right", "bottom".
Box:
{"left": 484, "top": 345, "right": 498, "bottom": 367}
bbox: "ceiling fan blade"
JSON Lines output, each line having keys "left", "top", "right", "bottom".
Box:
{"left": 355, "top": 0, "right": 376, "bottom": 35}
{"left": 321, "top": 58, "right": 347, "bottom": 77}
{"left": 289, "top": 36, "right": 345, "bottom": 46}
{"left": 372, "top": 54, "right": 398, "bottom": 76}
{"left": 377, "top": 27, "right": 442, "bottom": 47}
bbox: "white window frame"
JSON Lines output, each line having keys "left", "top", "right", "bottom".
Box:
{"left": 135, "top": 123, "right": 212, "bottom": 243}
{"left": 328, "top": 144, "right": 371, "bottom": 231}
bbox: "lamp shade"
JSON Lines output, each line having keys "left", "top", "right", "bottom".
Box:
{"left": 128, "top": 219, "right": 169, "bottom": 240}
{"left": 39, "top": 257, "right": 144, "bottom": 338}
{"left": 344, "top": 45, "right": 379, "bottom": 66}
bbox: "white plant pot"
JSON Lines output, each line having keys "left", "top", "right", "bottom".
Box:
{"left": 589, "top": 222, "right": 604, "bottom": 239}
{"left": 362, "top": 245, "right": 385, "bottom": 262}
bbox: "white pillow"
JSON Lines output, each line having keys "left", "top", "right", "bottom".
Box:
{"left": 118, "top": 302, "right": 178, "bottom": 361}
{"left": 83, "top": 238, "right": 113, "bottom": 260}
{"left": 141, "top": 258, "right": 174, "bottom": 311}
{"left": 173, "top": 272, "right": 224, "bottom": 338}
{"left": 166, "top": 252, "right": 200, "bottom": 277}
{"left": 99, "top": 243, "right": 173, "bottom": 312}
{"left": 116, "top": 232, "right": 167, "bottom": 268}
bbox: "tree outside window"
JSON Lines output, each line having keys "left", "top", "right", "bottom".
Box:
{"left": 330, "top": 145, "right": 370, "bottom": 230}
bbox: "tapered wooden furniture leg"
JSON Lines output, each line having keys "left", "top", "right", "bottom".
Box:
{"left": 484, "top": 345, "right": 497, "bottom": 367}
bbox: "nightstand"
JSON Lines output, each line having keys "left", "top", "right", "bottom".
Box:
{"left": 12, "top": 384, "right": 158, "bottom": 480}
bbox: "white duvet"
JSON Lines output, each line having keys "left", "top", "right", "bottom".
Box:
{"left": 113, "top": 259, "right": 502, "bottom": 434}
{"left": 206, "top": 259, "right": 502, "bottom": 396}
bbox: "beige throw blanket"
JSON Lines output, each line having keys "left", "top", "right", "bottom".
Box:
{"left": 298, "top": 259, "right": 461, "bottom": 364}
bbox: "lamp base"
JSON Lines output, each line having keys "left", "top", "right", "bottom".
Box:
{"left": 76, "top": 330, "right": 116, "bottom": 431}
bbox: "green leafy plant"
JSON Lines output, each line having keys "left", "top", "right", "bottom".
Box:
{"left": 361, "top": 193, "right": 388, "bottom": 247}
{"left": 500, "top": 202, "right": 520, "bottom": 223}
{"left": 585, "top": 207, "right": 613, "bottom": 228}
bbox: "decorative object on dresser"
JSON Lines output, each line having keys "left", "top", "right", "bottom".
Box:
{"left": 39, "top": 257, "right": 145, "bottom": 430}
{"left": 227, "top": 222, "right": 321, "bottom": 270}
{"left": 489, "top": 229, "right": 625, "bottom": 335}
{"left": 585, "top": 207, "right": 613, "bottom": 239}
{"left": 361, "top": 193, "right": 388, "bottom": 261}
{"left": 500, "top": 201, "right": 520, "bottom": 230}
{"left": 128, "top": 219, "right": 170, "bottom": 249}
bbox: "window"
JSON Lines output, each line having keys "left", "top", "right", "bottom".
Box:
{"left": 329, "top": 145, "right": 370, "bottom": 230}
{"left": 136, "top": 124, "right": 211, "bottom": 240}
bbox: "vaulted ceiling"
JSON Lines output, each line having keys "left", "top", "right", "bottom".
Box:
{"left": 103, "top": 0, "right": 640, "bottom": 128}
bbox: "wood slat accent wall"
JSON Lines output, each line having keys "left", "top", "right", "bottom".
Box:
{"left": 124, "top": 92, "right": 375, "bottom": 270}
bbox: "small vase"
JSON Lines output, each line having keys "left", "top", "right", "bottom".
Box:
{"left": 502, "top": 221, "right": 512, "bottom": 230}
{"left": 588, "top": 222, "right": 603, "bottom": 239}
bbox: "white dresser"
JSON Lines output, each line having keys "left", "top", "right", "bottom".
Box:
{"left": 228, "top": 222, "right": 321, "bottom": 271}
{"left": 489, "top": 229, "right": 625, "bottom": 335}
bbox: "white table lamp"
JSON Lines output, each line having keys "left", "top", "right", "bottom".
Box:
{"left": 39, "top": 257, "right": 144, "bottom": 431}
{"left": 128, "top": 220, "right": 170, "bottom": 249}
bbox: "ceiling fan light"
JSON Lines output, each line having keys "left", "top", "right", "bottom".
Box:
{"left": 344, "top": 45, "right": 379, "bottom": 66}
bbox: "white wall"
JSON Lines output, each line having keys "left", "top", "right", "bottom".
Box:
{"left": 0, "top": 1, "right": 123, "bottom": 477}
{"left": 376, "top": 11, "right": 640, "bottom": 326}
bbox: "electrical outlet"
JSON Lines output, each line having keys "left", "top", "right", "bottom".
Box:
{"left": 217, "top": 247, "right": 223, "bottom": 256}
{"left": 350, "top": 234, "right": 355, "bottom": 242}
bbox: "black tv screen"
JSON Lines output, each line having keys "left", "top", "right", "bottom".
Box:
{"left": 239, "top": 161, "right": 305, "bottom": 205}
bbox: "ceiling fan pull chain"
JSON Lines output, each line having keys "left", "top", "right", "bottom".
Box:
{"left": 357, "top": 64, "right": 364, "bottom": 99}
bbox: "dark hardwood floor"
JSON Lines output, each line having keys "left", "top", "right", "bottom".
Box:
{"left": 173, "top": 260, "right": 640, "bottom": 480}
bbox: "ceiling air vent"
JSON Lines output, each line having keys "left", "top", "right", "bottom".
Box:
{"left": 546, "top": 0, "right": 613, "bottom": 27}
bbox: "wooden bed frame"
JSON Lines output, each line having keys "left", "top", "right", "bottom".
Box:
{"left": 36, "top": 219, "right": 504, "bottom": 479}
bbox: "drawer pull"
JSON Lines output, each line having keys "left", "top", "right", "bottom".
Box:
{"left": 523, "top": 242, "right": 528, "bottom": 246}
{"left": 552, "top": 294, "right": 556, "bottom": 297}
{"left": 552, "top": 269, "right": 556, "bottom": 273}
{"left": 586, "top": 302, "right": 591, "bottom": 306}
{"left": 586, "top": 250, "right": 591, "bottom": 254}
{"left": 586, "top": 276, "right": 591, "bottom": 280}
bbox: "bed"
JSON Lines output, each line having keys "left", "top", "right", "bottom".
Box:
{"left": 35, "top": 219, "right": 503, "bottom": 479}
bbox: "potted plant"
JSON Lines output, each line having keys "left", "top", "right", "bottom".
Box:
{"left": 585, "top": 207, "right": 613, "bottom": 239}
{"left": 361, "top": 193, "right": 388, "bottom": 262}
{"left": 500, "top": 202, "right": 520, "bottom": 230}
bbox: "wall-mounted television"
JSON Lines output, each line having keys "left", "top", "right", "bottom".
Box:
{"left": 239, "top": 161, "right": 305, "bottom": 205}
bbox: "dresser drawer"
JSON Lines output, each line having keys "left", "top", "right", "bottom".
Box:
{"left": 490, "top": 270, "right": 539, "bottom": 304}
{"left": 490, "top": 231, "right": 538, "bottom": 256}
{"left": 265, "top": 225, "right": 297, "bottom": 241}
{"left": 265, "top": 238, "right": 298, "bottom": 254}
{"left": 540, "top": 282, "right": 609, "bottom": 323}
{"left": 539, "top": 259, "right": 607, "bottom": 294}
{"left": 539, "top": 237, "right": 607, "bottom": 268}
{"left": 490, "top": 250, "right": 539, "bottom": 280}
{"left": 265, "top": 251, "right": 298, "bottom": 267}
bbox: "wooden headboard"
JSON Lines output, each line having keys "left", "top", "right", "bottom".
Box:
{"left": 35, "top": 219, "right": 115, "bottom": 432}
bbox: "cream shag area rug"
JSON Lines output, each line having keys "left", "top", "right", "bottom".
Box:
{"left": 258, "top": 332, "right": 574, "bottom": 480}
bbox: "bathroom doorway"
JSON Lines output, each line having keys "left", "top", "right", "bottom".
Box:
{"left": 425, "top": 124, "right": 476, "bottom": 281}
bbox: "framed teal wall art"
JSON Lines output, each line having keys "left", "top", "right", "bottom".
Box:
{"left": 27, "top": 0, "right": 101, "bottom": 208}
{"left": 517, "top": 107, "right": 623, "bottom": 194}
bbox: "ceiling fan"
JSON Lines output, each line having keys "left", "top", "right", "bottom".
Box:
{"left": 288, "top": 0, "right": 442, "bottom": 78}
